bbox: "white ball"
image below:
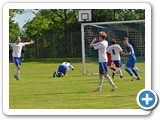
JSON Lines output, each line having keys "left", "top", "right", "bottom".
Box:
{"left": 135, "top": 67, "right": 139, "bottom": 72}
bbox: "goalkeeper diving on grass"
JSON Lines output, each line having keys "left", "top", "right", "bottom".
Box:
{"left": 53, "top": 62, "right": 74, "bottom": 77}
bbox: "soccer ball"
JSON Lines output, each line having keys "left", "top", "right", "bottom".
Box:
{"left": 91, "top": 72, "right": 94, "bottom": 75}
{"left": 135, "top": 67, "right": 139, "bottom": 72}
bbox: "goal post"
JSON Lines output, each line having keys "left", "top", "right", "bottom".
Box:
{"left": 81, "top": 20, "right": 145, "bottom": 74}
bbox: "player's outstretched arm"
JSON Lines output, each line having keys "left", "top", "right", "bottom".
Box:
{"left": 24, "top": 40, "right": 35, "bottom": 45}
{"left": 69, "top": 64, "right": 74, "bottom": 70}
{"left": 90, "top": 38, "right": 97, "bottom": 48}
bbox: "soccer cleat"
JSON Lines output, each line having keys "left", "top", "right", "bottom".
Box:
{"left": 112, "top": 72, "right": 115, "bottom": 79}
{"left": 16, "top": 77, "right": 20, "bottom": 80}
{"left": 53, "top": 72, "right": 57, "bottom": 77}
{"left": 131, "top": 76, "right": 136, "bottom": 81}
{"left": 57, "top": 72, "right": 61, "bottom": 77}
{"left": 110, "top": 86, "right": 117, "bottom": 92}
{"left": 60, "top": 72, "right": 64, "bottom": 77}
{"left": 136, "top": 76, "right": 141, "bottom": 80}
{"left": 14, "top": 75, "right": 17, "bottom": 79}
{"left": 92, "top": 88, "right": 102, "bottom": 92}
{"left": 14, "top": 75, "right": 20, "bottom": 80}
{"left": 120, "top": 76, "right": 123, "bottom": 78}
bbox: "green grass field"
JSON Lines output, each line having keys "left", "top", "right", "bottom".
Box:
{"left": 9, "top": 58, "right": 145, "bottom": 109}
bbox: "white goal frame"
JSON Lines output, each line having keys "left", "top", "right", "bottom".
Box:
{"left": 81, "top": 20, "right": 145, "bottom": 74}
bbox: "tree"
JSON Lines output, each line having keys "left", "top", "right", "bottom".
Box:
{"left": 9, "top": 9, "right": 24, "bottom": 42}
{"left": 21, "top": 9, "right": 145, "bottom": 58}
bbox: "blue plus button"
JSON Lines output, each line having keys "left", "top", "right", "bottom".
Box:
{"left": 137, "top": 89, "right": 158, "bottom": 110}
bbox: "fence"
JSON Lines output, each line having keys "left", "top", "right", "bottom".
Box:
{"left": 24, "top": 32, "right": 81, "bottom": 59}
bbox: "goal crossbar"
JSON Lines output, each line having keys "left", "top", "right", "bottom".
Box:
{"left": 81, "top": 20, "right": 145, "bottom": 26}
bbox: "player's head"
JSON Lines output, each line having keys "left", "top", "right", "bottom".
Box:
{"left": 99, "top": 31, "right": 107, "bottom": 41}
{"left": 123, "top": 37, "right": 129, "bottom": 45}
{"left": 111, "top": 38, "right": 116, "bottom": 44}
{"left": 15, "top": 36, "right": 21, "bottom": 43}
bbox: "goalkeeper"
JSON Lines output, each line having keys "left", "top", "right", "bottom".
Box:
{"left": 53, "top": 62, "right": 74, "bottom": 77}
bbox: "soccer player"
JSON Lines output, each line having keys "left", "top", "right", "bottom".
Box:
{"left": 9, "top": 46, "right": 12, "bottom": 60}
{"left": 21, "top": 37, "right": 25, "bottom": 61}
{"left": 106, "top": 51, "right": 116, "bottom": 71}
{"left": 122, "top": 37, "right": 141, "bottom": 81}
{"left": 9, "top": 36, "right": 35, "bottom": 80}
{"left": 53, "top": 62, "right": 74, "bottom": 77}
{"left": 107, "top": 38, "right": 123, "bottom": 78}
{"left": 90, "top": 31, "right": 117, "bottom": 92}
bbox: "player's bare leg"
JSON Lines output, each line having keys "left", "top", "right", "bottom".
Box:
{"left": 110, "top": 62, "right": 116, "bottom": 78}
{"left": 110, "top": 62, "right": 116, "bottom": 71}
{"left": 22, "top": 53, "right": 24, "bottom": 61}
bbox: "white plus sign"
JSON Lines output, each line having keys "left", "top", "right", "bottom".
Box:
{"left": 142, "top": 93, "right": 153, "bottom": 105}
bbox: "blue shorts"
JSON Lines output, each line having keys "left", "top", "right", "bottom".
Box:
{"left": 125, "top": 60, "right": 136, "bottom": 68}
{"left": 13, "top": 57, "right": 21, "bottom": 66}
{"left": 113, "top": 60, "right": 122, "bottom": 68}
{"left": 99, "top": 62, "right": 108, "bottom": 74}
{"left": 58, "top": 65, "right": 67, "bottom": 75}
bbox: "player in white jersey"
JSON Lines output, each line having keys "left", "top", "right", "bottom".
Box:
{"left": 53, "top": 62, "right": 74, "bottom": 77}
{"left": 107, "top": 39, "right": 123, "bottom": 78}
{"left": 9, "top": 36, "right": 35, "bottom": 80}
{"left": 90, "top": 31, "right": 117, "bottom": 92}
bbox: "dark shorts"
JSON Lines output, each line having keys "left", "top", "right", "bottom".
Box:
{"left": 21, "top": 49, "right": 25, "bottom": 53}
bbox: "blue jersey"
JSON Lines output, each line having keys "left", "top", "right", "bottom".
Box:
{"left": 126, "top": 44, "right": 136, "bottom": 61}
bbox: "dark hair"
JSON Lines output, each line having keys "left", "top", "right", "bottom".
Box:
{"left": 111, "top": 38, "right": 116, "bottom": 44}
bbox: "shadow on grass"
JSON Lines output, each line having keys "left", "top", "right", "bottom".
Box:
{"left": 34, "top": 91, "right": 87, "bottom": 96}
{"left": 10, "top": 58, "right": 82, "bottom": 64}
{"left": 100, "top": 94, "right": 136, "bottom": 97}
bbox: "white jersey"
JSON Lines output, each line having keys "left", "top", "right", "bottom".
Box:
{"left": 93, "top": 40, "right": 108, "bottom": 62}
{"left": 10, "top": 42, "right": 25, "bottom": 57}
{"left": 107, "top": 44, "right": 122, "bottom": 61}
{"left": 61, "top": 62, "right": 74, "bottom": 70}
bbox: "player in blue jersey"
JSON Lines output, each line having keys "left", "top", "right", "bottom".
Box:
{"left": 122, "top": 37, "right": 141, "bottom": 81}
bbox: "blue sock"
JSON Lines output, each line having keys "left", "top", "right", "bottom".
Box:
{"left": 132, "top": 68, "right": 138, "bottom": 77}
{"left": 126, "top": 68, "right": 133, "bottom": 76}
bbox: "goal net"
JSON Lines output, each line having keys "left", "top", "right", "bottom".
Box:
{"left": 81, "top": 20, "right": 145, "bottom": 74}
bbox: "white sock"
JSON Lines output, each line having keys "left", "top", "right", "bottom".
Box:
{"left": 117, "top": 68, "right": 123, "bottom": 76}
{"left": 106, "top": 75, "right": 116, "bottom": 88}
{"left": 16, "top": 69, "right": 20, "bottom": 77}
{"left": 114, "top": 68, "right": 119, "bottom": 74}
{"left": 98, "top": 78, "right": 103, "bottom": 89}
